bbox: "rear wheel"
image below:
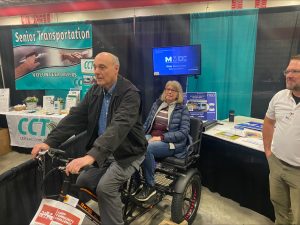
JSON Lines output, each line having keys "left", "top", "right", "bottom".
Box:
{"left": 171, "top": 174, "right": 201, "bottom": 224}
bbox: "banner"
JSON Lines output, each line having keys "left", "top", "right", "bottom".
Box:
{"left": 255, "top": 0, "right": 267, "bottom": 8}
{"left": 5, "top": 112, "right": 65, "bottom": 147}
{"left": 30, "top": 199, "right": 85, "bottom": 225}
{"left": 21, "top": 14, "right": 52, "bottom": 24}
{"left": 185, "top": 92, "right": 217, "bottom": 121}
{"left": 231, "top": 0, "right": 243, "bottom": 9}
{"left": 12, "top": 23, "right": 93, "bottom": 90}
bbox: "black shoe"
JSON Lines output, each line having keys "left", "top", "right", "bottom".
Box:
{"left": 134, "top": 185, "right": 156, "bottom": 202}
{"left": 130, "top": 181, "right": 143, "bottom": 196}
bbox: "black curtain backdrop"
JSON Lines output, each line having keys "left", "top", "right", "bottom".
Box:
{"left": 133, "top": 15, "right": 190, "bottom": 119}
{"left": 251, "top": 5, "right": 300, "bottom": 118}
{"left": 91, "top": 18, "right": 134, "bottom": 82}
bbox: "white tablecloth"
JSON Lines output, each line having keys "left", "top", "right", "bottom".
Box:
{"left": 1, "top": 111, "right": 66, "bottom": 148}
{"left": 204, "top": 116, "right": 264, "bottom": 152}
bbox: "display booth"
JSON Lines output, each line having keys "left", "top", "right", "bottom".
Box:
{"left": 1, "top": 4, "right": 300, "bottom": 224}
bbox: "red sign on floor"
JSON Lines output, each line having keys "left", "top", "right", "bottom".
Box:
{"left": 30, "top": 199, "right": 85, "bottom": 225}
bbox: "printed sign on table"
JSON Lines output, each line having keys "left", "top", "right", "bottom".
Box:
{"left": 12, "top": 23, "right": 93, "bottom": 90}
{"left": 80, "top": 59, "right": 95, "bottom": 98}
{"left": 185, "top": 92, "right": 217, "bottom": 121}
{"left": 0, "top": 88, "right": 10, "bottom": 112}
{"left": 5, "top": 112, "right": 65, "bottom": 148}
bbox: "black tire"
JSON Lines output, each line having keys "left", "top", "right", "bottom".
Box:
{"left": 171, "top": 174, "right": 201, "bottom": 224}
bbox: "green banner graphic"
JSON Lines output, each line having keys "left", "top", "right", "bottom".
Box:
{"left": 12, "top": 23, "right": 93, "bottom": 90}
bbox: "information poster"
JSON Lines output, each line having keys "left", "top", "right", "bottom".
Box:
{"left": 12, "top": 23, "right": 93, "bottom": 90}
{"left": 185, "top": 92, "right": 217, "bottom": 121}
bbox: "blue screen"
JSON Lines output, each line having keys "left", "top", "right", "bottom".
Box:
{"left": 152, "top": 45, "right": 201, "bottom": 76}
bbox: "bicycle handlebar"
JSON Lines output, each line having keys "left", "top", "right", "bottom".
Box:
{"left": 48, "top": 148, "right": 67, "bottom": 157}
{"left": 37, "top": 148, "right": 70, "bottom": 165}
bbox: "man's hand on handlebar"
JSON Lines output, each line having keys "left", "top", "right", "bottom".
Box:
{"left": 65, "top": 155, "right": 95, "bottom": 176}
{"left": 31, "top": 143, "right": 50, "bottom": 158}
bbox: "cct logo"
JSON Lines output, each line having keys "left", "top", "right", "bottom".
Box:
{"left": 18, "top": 118, "right": 51, "bottom": 136}
{"left": 81, "top": 59, "right": 94, "bottom": 74}
{"left": 73, "top": 78, "right": 83, "bottom": 87}
{"left": 84, "top": 60, "right": 94, "bottom": 70}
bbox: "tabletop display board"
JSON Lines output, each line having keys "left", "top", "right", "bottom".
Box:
{"left": 185, "top": 92, "right": 217, "bottom": 121}
{"left": 80, "top": 58, "right": 95, "bottom": 98}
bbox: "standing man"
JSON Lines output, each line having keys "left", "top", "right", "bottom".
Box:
{"left": 32, "top": 52, "right": 147, "bottom": 225}
{"left": 263, "top": 55, "right": 300, "bottom": 225}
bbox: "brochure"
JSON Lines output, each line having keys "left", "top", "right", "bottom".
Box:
{"left": 0, "top": 88, "right": 10, "bottom": 112}
{"left": 234, "top": 121, "right": 263, "bottom": 131}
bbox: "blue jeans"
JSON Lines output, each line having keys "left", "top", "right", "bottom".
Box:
{"left": 142, "top": 135, "right": 184, "bottom": 186}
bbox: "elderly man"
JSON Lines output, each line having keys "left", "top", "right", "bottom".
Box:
{"left": 32, "top": 52, "right": 147, "bottom": 225}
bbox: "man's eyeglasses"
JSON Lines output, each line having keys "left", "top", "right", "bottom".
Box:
{"left": 283, "top": 70, "right": 300, "bottom": 76}
{"left": 165, "top": 88, "right": 178, "bottom": 93}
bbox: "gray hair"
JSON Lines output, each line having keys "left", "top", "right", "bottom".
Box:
{"left": 160, "top": 80, "right": 184, "bottom": 104}
{"left": 97, "top": 52, "right": 120, "bottom": 67}
{"left": 111, "top": 54, "right": 120, "bottom": 66}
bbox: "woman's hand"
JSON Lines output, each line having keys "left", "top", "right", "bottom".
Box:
{"left": 148, "top": 136, "right": 162, "bottom": 143}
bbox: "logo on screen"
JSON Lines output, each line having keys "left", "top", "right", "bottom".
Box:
{"left": 165, "top": 56, "right": 187, "bottom": 63}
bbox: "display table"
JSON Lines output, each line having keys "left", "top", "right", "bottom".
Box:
{"left": 204, "top": 116, "right": 264, "bottom": 151}
{"left": 200, "top": 116, "right": 274, "bottom": 220}
{"left": 0, "top": 110, "right": 66, "bottom": 148}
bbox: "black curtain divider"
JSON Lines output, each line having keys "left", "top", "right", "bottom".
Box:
{"left": 251, "top": 5, "right": 300, "bottom": 118}
{"left": 0, "top": 68, "right": 3, "bottom": 88}
{"left": 91, "top": 18, "right": 134, "bottom": 82}
{"left": 133, "top": 15, "right": 190, "bottom": 119}
{"left": 0, "top": 159, "right": 42, "bottom": 225}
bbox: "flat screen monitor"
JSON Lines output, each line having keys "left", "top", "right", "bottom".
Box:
{"left": 152, "top": 45, "right": 201, "bottom": 76}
